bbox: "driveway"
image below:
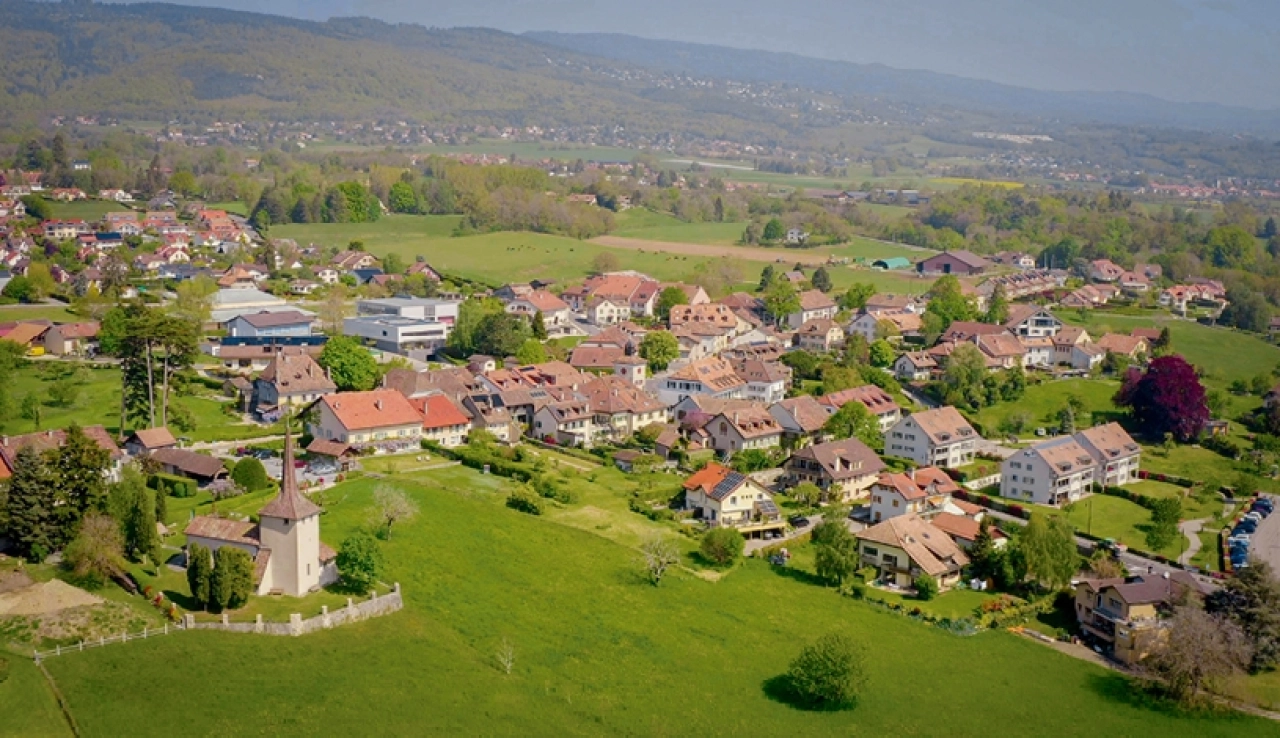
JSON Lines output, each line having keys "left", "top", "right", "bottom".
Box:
{"left": 1246, "top": 495, "right": 1280, "bottom": 572}
{"left": 260, "top": 456, "right": 340, "bottom": 488}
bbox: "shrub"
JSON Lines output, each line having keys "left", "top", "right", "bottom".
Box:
{"left": 913, "top": 574, "right": 939, "bottom": 601}
{"left": 231, "top": 457, "right": 270, "bottom": 491}
{"left": 700, "top": 527, "right": 745, "bottom": 566}
{"left": 337, "top": 531, "right": 383, "bottom": 595}
{"left": 149, "top": 473, "right": 196, "bottom": 498}
{"left": 785, "top": 633, "right": 868, "bottom": 709}
{"left": 506, "top": 485, "right": 544, "bottom": 515}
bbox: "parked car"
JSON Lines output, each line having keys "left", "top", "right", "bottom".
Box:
{"left": 787, "top": 515, "right": 809, "bottom": 528}
{"left": 1245, "top": 512, "right": 1264, "bottom": 524}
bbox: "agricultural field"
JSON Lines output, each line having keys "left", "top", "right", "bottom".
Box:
{"left": 36, "top": 469, "right": 1267, "bottom": 735}
{"left": 0, "top": 657, "right": 70, "bottom": 737}
{"left": 610, "top": 209, "right": 748, "bottom": 245}
{"left": 0, "top": 304, "right": 83, "bottom": 324}
{"left": 47, "top": 200, "right": 122, "bottom": 221}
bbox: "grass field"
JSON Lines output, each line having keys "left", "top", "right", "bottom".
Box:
{"left": 206, "top": 201, "right": 249, "bottom": 217}
{"left": 970, "top": 379, "right": 1122, "bottom": 436}
{"left": 0, "top": 657, "right": 71, "bottom": 737}
{"left": 1063, "top": 495, "right": 1180, "bottom": 558}
{"left": 36, "top": 469, "right": 1266, "bottom": 735}
{"left": 0, "top": 304, "right": 82, "bottom": 323}
{"left": 610, "top": 210, "right": 748, "bottom": 245}
{"left": 47, "top": 200, "right": 122, "bottom": 221}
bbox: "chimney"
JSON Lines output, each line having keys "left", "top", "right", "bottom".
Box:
{"left": 908, "top": 468, "right": 915, "bottom": 482}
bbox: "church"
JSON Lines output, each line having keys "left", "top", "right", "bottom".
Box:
{"left": 184, "top": 425, "right": 338, "bottom": 597}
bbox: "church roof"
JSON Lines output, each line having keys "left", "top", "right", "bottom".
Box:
{"left": 258, "top": 424, "right": 321, "bottom": 521}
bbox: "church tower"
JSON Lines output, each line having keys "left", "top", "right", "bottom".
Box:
{"left": 256, "top": 422, "right": 324, "bottom": 596}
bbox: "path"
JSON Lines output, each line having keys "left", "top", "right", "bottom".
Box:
{"left": 188, "top": 435, "right": 285, "bottom": 452}
{"left": 1178, "top": 519, "right": 1207, "bottom": 565}
{"left": 522, "top": 447, "right": 599, "bottom": 472}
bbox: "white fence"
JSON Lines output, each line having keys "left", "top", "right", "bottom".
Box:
{"left": 34, "top": 622, "right": 178, "bottom": 662}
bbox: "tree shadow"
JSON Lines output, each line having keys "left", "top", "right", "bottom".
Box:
{"left": 761, "top": 675, "right": 856, "bottom": 712}
{"left": 163, "top": 588, "right": 202, "bottom": 611}
{"left": 1084, "top": 672, "right": 1228, "bottom": 717}
{"left": 768, "top": 564, "right": 825, "bottom": 587}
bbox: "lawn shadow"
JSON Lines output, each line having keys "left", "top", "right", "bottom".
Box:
{"left": 769, "top": 563, "right": 825, "bottom": 587}
{"left": 163, "top": 588, "right": 202, "bottom": 611}
{"left": 761, "top": 674, "right": 856, "bottom": 712}
{"left": 1084, "top": 672, "right": 1224, "bottom": 717}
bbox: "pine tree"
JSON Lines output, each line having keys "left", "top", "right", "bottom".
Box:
{"left": 213, "top": 547, "right": 254, "bottom": 610}
{"left": 186, "top": 543, "right": 213, "bottom": 608}
{"left": 122, "top": 477, "right": 160, "bottom": 563}
{"left": 531, "top": 310, "right": 548, "bottom": 340}
{"left": 6, "top": 446, "right": 57, "bottom": 561}
{"left": 51, "top": 425, "right": 111, "bottom": 546}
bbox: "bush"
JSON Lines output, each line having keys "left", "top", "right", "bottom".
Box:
{"left": 231, "top": 457, "right": 270, "bottom": 491}
{"left": 506, "top": 485, "right": 544, "bottom": 515}
{"left": 149, "top": 473, "right": 196, "bottom": 498}
{"left": 785, "top": 633, "right": 868, "bottom": 709}
{"left": 700, "top": 527, "right": 745, "bottom": 566}
{"left": 914, "top": 574, "right": 939, "bottom": 601}
{"left": 337, "top": 531, "right": 383, "bottom": 595}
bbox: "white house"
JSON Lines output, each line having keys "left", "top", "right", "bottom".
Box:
{"left": 309, "top": 390, "right": 424, "bottom": 447}
{"left": 885, "top": 406, "right": 978, "bottom": 469}
{"left": 894, "top": 351, "right": 938, "bottom": 381}
{"left": 682, "top": 463, "right": 784, "bottom": 535}
{"left": 867, "top": 468, "right": 963, "bottom": 524}
{"left": 1074, "top": 423, "right": 1141, "bottom": 487}
{"left": 701, "top": 406, "right": 784, "bottom": 454}
{"left": 1001, "top": 437, "right": 1098, "bottom": 506}
{"left": 657, "top": 356, "right": 746, "bottom": 405}
{"left": 786, "top": 290, "right": 838, "bottom": 329}
{"left": 533, "top": 400, "right": 596, "bottom": 447}
{"left": 1003, "top": 305, "right": 1063, "bottom": 338}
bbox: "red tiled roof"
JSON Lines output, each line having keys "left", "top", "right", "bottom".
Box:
{"left": 412, "top": 394, "right": 471, "bottom": 430}
{"left": 320, "top": 390, "right": 424, "bottom": 431}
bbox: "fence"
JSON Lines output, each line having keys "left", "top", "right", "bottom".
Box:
{"left": 34, "top": 623, "right": 178, "bottom": 663}
{"left": 185, "top": 583, "right": 403, "bottom": 636}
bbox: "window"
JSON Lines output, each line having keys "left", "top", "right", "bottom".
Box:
{"left": 892, "top": 500, "right": 899, "bottom": 508}
{"left": 863, "top": 546, "right": 879, "bottom": 557}
{"left": 882, "top": 554, "right": 898, "bottom": 567}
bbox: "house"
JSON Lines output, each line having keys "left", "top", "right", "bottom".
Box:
{"left": 123, "top": 427, "right": 178, "bottom": 456}
{"left": 407, "top": 261, "right": 442, "bottom": 281}
{"left": 856, "top": 515, "right": 969, "bottom": 591}
{"left": 213, "top": 344, "right": 324, "bottom": 375}
{"left": 504, "top": 290, "right": 573, "bottom": 336}
{"left": 782, "top": 438, "right": 885, "bottom": 501}
{"left": 659, "top": 282, "right": 710, "bottom": 306}
{"left": 316, "top": 267, "right": 341, "bottom": 285}
{"left": 310, "top": 390, "right": 424, "bottom": 448}
{"left": 769, "top": 395, "right": 831, "bottom": 447}
{"left": 1053, "top": 326, "right": 1092, "bottom": 365}
{"left": 916, "top": 250, "right": 991, "bottom": 276}
{"left": 940, "top": 321, "right": 1007, "bottom": 344}
{"left": 0, "top": 426, "right": 125, "bottom": 482}
{"left": 1095, "top": 333, "right": 1148, "bottom": 361}
{"left": 730, "top": 358, "right": 790, "bottom": 404}
{"left": 331, "top": 250, "right": 378, "bottom": 271}
{"left": 894, "top": 351, "right": 938, "bottom": 382}
{"left": 227, "top": 310, "right": 315, "bottom": 339}
{"left": 785, "top": 290, "right": 838, "bottom": 329}
{"left": 581, "top": 376, "right": 668, "bottom": 442}
{"left": 533, "top": 400, "right": 596, "bottom": 447}
{"left": 411, "top": 393, "right": 471, "bottom": 448}
{"left": 253, "top": 352, "right": 337, "bottom": 416}
{"left": 865, "top": 294, "right": 926, "bottom": 314}
{"left": 848, "top": 310, "right": 923, "bottom": 343}
{"left": 700, "top": 404, "right": 784, "bottom": 454}
{"left": 1089, "top": 259, "right": 1125, "bottom": 283}
{"left": 1117, "top": 271, "right": 1152, "bottom": 294}
{"left": 795, "top": 318, "right": 845, "bottom": 353}
{"left": 1074, "top": 573, "right": 1204, "bottom": 664}
{"left": 681, "top": 463, "right": 784, "bottom": 535}
{"left": 818, "top": 385, "right": 902, "bottom": 433}
{"left": 290, "top": 280, "right": 321, "bottom": 296}
{"left": 184, "top": 428, "right": 337, "bottom": 597}
{"left": 1020, "top": 336, "right": 1055, "bottom": 368}
{"left": 785, "top": 228, "right": 808, "bottom": 245}
{"left": 151, "top": 448, "right": 228, "bottom": 486}
{"left": 344, "top": 298, "right": 461, "bottom": 356}
{"left": 1000, "top": 437, "right": 1098, "bottom": 506}
{"left": 560, "top": 272, "right": 661, "bottom": 320}
{"left": 867, "top": 468, "right": 963, "bottom": 523}
{"left": 1003, "top": 305, "right": 1062, "bottom": 338}
{"left": 886, "top": 407, "right": 978, "bottom": 469}
{"left": 931, "top": 513, "right": 1006, "bottom": 550}
{"left": 42, "top": 322, "right": 100, "bottom": 356}
{"left": 1070, "top": 342, "right": 1107, "bottom": 371}
{"left": 669, "top": 303, "right": 743, "bottom": 334}
{"left": 973, "top": 332, "right": 1027, "bottom": 369}
{"left": 657, "top": 356, "right": 746, "bottom": 405}
{"left": 1074, "top": 423, "right": 1141, "bottom": 487}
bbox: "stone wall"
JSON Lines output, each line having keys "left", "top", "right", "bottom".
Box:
{"left": 184, "top": 583, "right": 404, "bottom": 636}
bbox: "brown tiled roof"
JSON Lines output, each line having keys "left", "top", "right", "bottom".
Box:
{"left": 670, "top": 303, "right": 738, "bottom": 328}
{"left": 570, "top": 344, "right": 627, "bottom": 370}
{"left": 730, "top": 358, "right": 791, "bottom": 385}
{"left": 668, "top": 357, "right": 744, "bottom": 391}
{"left": 856, "top": 515, "right": 970, "bottom": 576}
{"left": 307, "top": 438, "right": 352, "bottom": 458}
{"left": 260, "top": 353, "right": 336, "bottom": 395}
{"left": 773, "top": 395, "right": 830, "bottom": 433}
{"left": 518, "top": 290, "right": 569, "bottom": 312}
{"left": 820, "top": 385, "right": 899, "bottom": 416}
{"left": 1075, "top": 422, "right": 1140, "bottom": 460}
{"left": 975, "top": 332, "right": 1027, "bottom": 359}
{"left": 582, "top": 376, "right": 665, "bottom": 415}
{"left": 543, "top": 400, "right": 593, "bottom": 423}
{"left": 1, "top": 322, "right": 49, "bottom": 345}
{"left": 906, "top": 406, "right": 977, "bottom": 444}
{"left": 128, "top": 427, "right": 177, "bottom": 450}
{"left": 185, "top": 516, "right": 259, "bottom": 545}
{"left": 51, "top": 321, "right": 100, "bottom": 339}
{"left": 798, "top": 318, "right": 839, "bottom": 335}
{"left": 1131, "top": 327, "right": 1161, "bottom": 341}
{"left": 791, "top": 438, "right": 885, "bottom": 481}
{"left": 320, "top": 390, "right": 423, "bottom": 431}
{"left": 911, "top": 466, "right": 962, "bottom": 495}
{"left": 1024, "top": 437, "right": 1097, "bottom": 477}
{"left": 941, "top": 321, "right": 1006, "bottom": 343}
{"left": 720, "top": 292, "right": 764, "bottom": 312}
{"left": 1096, "top": 333, "right": 1147, "bottom": 356}
{"left": 716, "top": 406, "right": 783, "bottom": 439}
{"left": 383, "top": 366, "right": 479, "bottom": 400}
{"left": 798, "top": 290, "right": 836, "bottom": 311}
{"left": 410, "top": 394, "right": 471, "bottom": 430}
{"left": 0, "top": 426, "right": 123, "bottom": 480}
{"left": 152, "top": 448, "right": 226, "bottom": 478}
{"left": 930, "top": 512, "right": 1000, "bottom": 544}
{"left": 876, "top": 472, "right": 927, "bottom": 500}
{"left": 235, "top": 310, "right": 312, "bottom": 328}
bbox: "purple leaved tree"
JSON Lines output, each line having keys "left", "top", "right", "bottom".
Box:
{"left": 1114, "top": 355, "right": 1209, "bottom": 442}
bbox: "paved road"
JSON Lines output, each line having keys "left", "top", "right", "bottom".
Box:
{"left": 1248, "top": 495, "right": 1280, "bottom": 572}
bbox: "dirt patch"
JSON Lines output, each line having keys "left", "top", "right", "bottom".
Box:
{"left": 0, "top": 570, "right": 34, "bottom": 594}
{"left": 592, "top": 235, "right": 835, "bottom": 265}
{"left": 0, "top": 580, "right": 103, "bottom": 616}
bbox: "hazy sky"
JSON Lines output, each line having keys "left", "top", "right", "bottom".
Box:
{"left": 109, "top": 0, "right": 1280, "bottom": 108}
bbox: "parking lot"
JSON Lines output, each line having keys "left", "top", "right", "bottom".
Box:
{"left": 259, "top": 456, "right": 342, "bottom": 488}
{"left": 1245, "top": 494, "right": 1280, "bottom": 572}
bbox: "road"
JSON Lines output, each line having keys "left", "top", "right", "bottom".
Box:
{"left": 1248, "top": 495, "right": 1280, "bottom": 573}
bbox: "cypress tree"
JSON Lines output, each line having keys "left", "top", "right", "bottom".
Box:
{"left": 186, "top": 543, "right": 212, "bottom": 608}
{"left": 51, "top": 425, "right": 111, "bottom": 545}
{"left": 6, "top": 446, "right": 56, "bottom": 561}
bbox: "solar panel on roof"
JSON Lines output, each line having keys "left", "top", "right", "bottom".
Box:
{"left": 711, "top": 472, "right": 745, "bottom": 500}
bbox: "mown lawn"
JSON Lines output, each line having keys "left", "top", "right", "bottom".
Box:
{"left": 0, "top": 304, "right": 83, "bottom": 323}
{"left": 611, "top": 209, "right": 748, "bottom": 244}
{"left": 969, "top": 378, "right": 1122, "bottom": 436}
{"left": 0, "top": 657, "right": 71, "bottom": 737}
{"left": 48, "top": 200, "right": 121, "bottom": 221}
{"left": 41, "top": 470, "right": 1268, "bottom": 734}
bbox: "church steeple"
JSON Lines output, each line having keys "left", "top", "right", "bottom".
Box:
{"left": 258, "top": 419, "right": 321, "bottom": 521}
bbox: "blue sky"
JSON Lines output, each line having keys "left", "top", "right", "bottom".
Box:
{"left": 109, "top": 0, "right": 1280, "bottom": 108}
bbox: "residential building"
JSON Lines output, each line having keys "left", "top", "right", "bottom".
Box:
{"left": 1003, "top": 305, "right": 1062, "bottom": 338}
{"left": 213, "top": 344, "right": 324, "bottom": 375}
{"left": 848, "top": 310, "right": 922, "bottom": 343}
{"left": 1074, "top": 423, "right": 1141, "bottom": 487}
{"left": 331, "top": 250, "right": 378, "bottom": 271}
{"left": 0, "top": 426, "right": 124, "bottom": 482}
{"left": 1089, "top": 259, "right": 1125, "bottom": 283}
{"left": 582, "top": 376, "right": 668, "bottom": 441}
{"left": 310, "top": 390, "right": 424, "bottom": 448}
{"left": 894, "top": 351, "right": 938, "bottom": 381}
{"left": 657, "top": 356, "right": 746, "bottom": 405}
{"left": 865, "top": 294, "right": 926, "bottom": 314}
{"left": 681, "top": 463, "right": 784, "bottom": 534}
{"left": 1001, "top": 437, "right": 1097, "bottom": 506}
{"left": 123, "top": 427, "right": 178, "bottom": 456}
{"left": 532, "top": 400, "right": 596, "bottom": 447}
{"left": 795, "top": 318, "right": 845, "bottom": 352}
{"left": 42, "top": 322, "right": 99, "bottom": 356}
{"left": 940, "top": 321, "right": 1007, "bottom": 344}
{"left": 702, "top": 405, "right": 784, "bottom": 454}
{"left": 886, "top": 407, "right": 978, "bottom": 468}
{"left": 974, "top": 332, "right": 1027, "bottom": 369}
{"left": 1070, "top": 343, "right": 1107, "bottom": 371}
{"left": 818, "top": 385, "right": 902, "bottom": 433}
{"left": 1074, "top": 573, "right": 1204, "bottom": 665}
{"left": 561, "top": 272, "right": 660, "bottom": 319}
{"left": 782, "top": 438, "right": 885, "bottom": 501}
{"left": 669, "top": 303, "right": 743, "bottom": 333}
{"left": 227, "top": 310, "right": 315, "bottom": 339}
{"left": 1053, "top": 327, "right": 1092, "bottom": 364}
{"left": 411, "top": 393, "right": 471, "bottom": 448}
{"left": 253, "top": 352, "right": 337, "bottom": 416}
{"left": 151, "top": 448, "right": 228, "bottom": 486}
{"left": 868, "top": 468, "right": 963, "bottom": 523}
{"left": 1095, "top": 333, "right": 1149, "bottom": 360}
{"left": 769, "top": 395, "right": 830, "bottom": 447}
{"left": 786, "top": 290, "right": 838, "bottom": 329}
{"left": 916, "top": 250, "right": 991, "bottom": 276}
{"left": 730, "top": 358, "right": 791, "bottom": 404}
{"left": 505, "top": 290, "right": 574, "bottom": 336}
{"left": 856, "top": 515, "right": 970, "bottom": 590}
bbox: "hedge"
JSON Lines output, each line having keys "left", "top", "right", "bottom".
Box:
{"left": 148, "top": 473, "right": 197, "bottom": 499}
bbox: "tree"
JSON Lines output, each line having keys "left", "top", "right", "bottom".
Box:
{"left": 530, "top": 310, "right": 547, "bottom": 340}
{"left": 639, "top": 331, "right": 679, "bottom": 372}
{"left": 448, "top": 297, "right": 504, "bottom": 356}
{"left": 212, "top": 547, "right": 255, "bottom": 611}
{"left": 700, "top": 527, "right": 745, "bottom": 566}
{"left": 868, "top": 339, "right": 895, "bottom": 368}
{"left": 319, "top": 283, "right": 351, "bottom": 334}
{"left": 25, "top": 264, "right": 56, "bottom": 300}
{"left": 811, "top": 267, "right": 832, "bottom": 293}
{"left": 62, "top": 514, "right": 126, "bottom": 589}
{"left": 515, "top": 338, "right": 547, "bottom": 365}
{"left": 20, "top": 194, "right": 52, "bottom": 221}
{"left": 640, "top": 537, "right": 680, "bottom": 586}
{"left": 1114, "top": 356, "right": 1209, "bottom": 442}
{"left": 913, "top": 574, "right": 939, "bottom": 601}
{"left": 786, "top": 633, "right": 868, "bottom": 709}
{"left": 925, "top": 275, "right": 975, "bottom": 330}
{"left": 1144, "top": 606, "right": 1251, "bottom": 706}
{"left": 812, "top": 520, "right": 859, "bottom": 586}
{"left": 1152, "top": 327, "right": 1172, "bottom": 356}
{"left": 50, "top": 424, "right": 110, "bottom": 541}
{"left": 319, "top": 335, "right": 380, "bottom": 391}
{"left": 762, "top": 217, "right": 785, "bottom": 242}
{"left": 338, "top": 532, "right": 384, "bottom": 594}
{"left": 758, "top": 264, "right": 776, "bottom": 290}
{"left": 382, "top": 252, "right": 405, "bottom": 276}
{"left": 231, "top": 457, "right": 270, "bottom": 492}
{"left": 388, "top": 181, "right": 418, "bottom": 213}
{"left": 823, "top": 402, "right": 881, "bottom": 449}
{"left": 371, "top": 485, "right": 419, "bottom": 540}
{"left": 172, "top": 275, "right": 218, "bottom": 326}
{"left": 839, "top": 283, "right": 875, "bottom": 311}
{"left": 186, "top": 542, "right": 213, "bottom": 607}
{"left": 6, "top": 446, "right": 56, "bottom": 560}
{"left": 20, "top": 393, "right": 41, "bottom": 429}
{"left": 168, "top": 169, "right": 197, "bottom": 197}
{"left": 967, "top": 517, "right": 1002, "bottom": 583}
{"left": 48, "top": 372, "right": 84, "bottom": 407}
{"left": 1145, "top": 497, "right": 1182, "bottom": 551}
{"left": 942, "top": 343, "right": 989, "bottom": 410}
{"left": 118, "top": 470, "right": 160, "bottom": 563}
{"left": 1206, "top": 559, "right": 1280, "bottom": 672}
{"left": 591, "top": 251, "right": 620, "bottom": 274}
{"left": 1, "top": 276, "right": 36, "bottom": 303}
{"left": 1016, "top": 514, "right": 1079, "bottom": 590}
{"left": 790, "top": 482, "right": 823, "bottom": 508}
{"left": 474, "top": 313, "right": 532, "bottom": 358}
{"left": 655, "top": 286, "right": 686, "bottom": 321}
{"left": 763, "top": 279, "right": 800, "bottom": 326}
{"left": 1085, "top": 550, "right": 1126, "bottom": 579}
{"left": 984, "top": 285, "right": 1009, "bottom": 325}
